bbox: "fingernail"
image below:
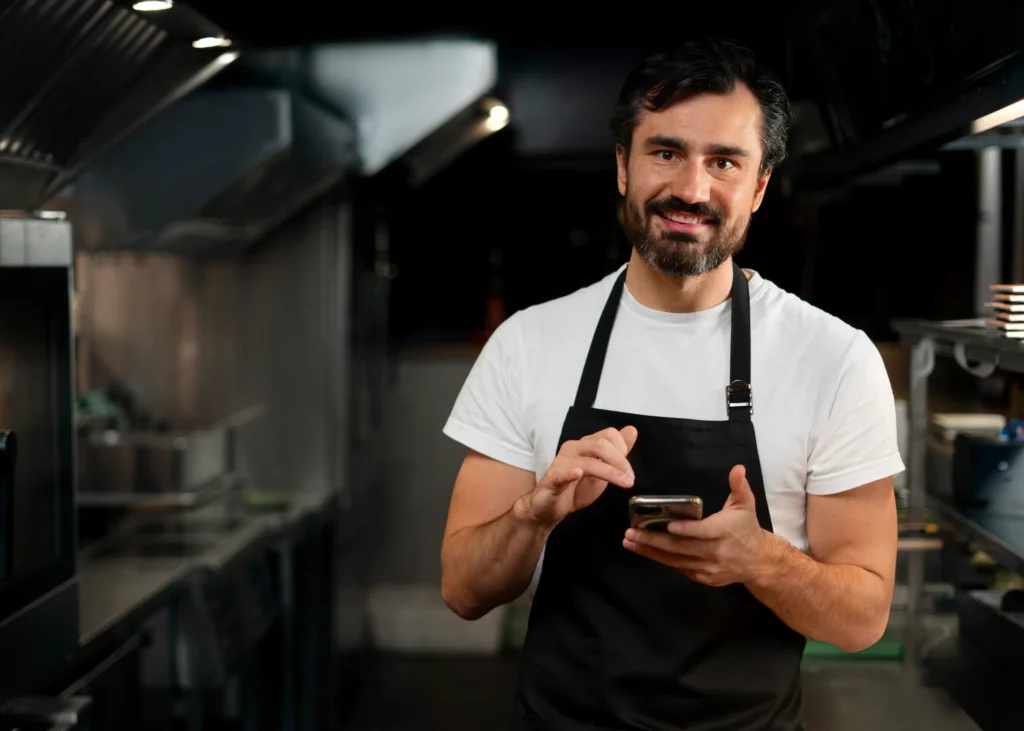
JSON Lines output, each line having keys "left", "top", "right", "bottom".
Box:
{"left": 622, "top": 471, "right": 634, "bottom": 487}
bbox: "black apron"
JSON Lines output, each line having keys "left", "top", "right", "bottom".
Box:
{"left": 513, "top": 262, "right": 806, "bottom": 731}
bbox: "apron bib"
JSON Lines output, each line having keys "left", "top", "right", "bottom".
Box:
{"left": 513, "top": 262, "right": 806, "bottom": 731}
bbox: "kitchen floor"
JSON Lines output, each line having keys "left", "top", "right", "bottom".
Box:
{"left": 338, "top": 653, "right": 982, "bottom": 731}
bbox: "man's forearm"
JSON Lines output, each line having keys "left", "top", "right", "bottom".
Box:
{"left": 441, "top": 497, "right": 551, "bottom": 620}
{"left": 747, "top": 533, "right": 891, "bottom": 652}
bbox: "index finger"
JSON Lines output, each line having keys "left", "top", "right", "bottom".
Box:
{"left": 586, "top": 427, "right": 628, "bottom": 454}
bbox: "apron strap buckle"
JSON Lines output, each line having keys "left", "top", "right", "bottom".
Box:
{"left": 726, "top": 380, "right": 753, "bottom": 415}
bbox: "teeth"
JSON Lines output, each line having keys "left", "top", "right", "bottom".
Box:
{"left": 663, "top": 212, "right": 705, "bottom": 224}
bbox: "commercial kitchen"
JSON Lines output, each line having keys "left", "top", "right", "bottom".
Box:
{"left": 0, "top": 1, "right": 1023, "bottom": 730}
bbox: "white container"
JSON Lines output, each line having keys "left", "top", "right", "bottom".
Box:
{"left": 367, "top": 584, "right": 508, "bottom": 654}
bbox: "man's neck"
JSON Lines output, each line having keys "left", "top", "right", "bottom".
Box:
{"left": 624, "top": 249, "right": 739, "bottom": 314}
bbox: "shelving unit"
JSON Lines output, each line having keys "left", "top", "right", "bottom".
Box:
{"left": 892, "top": 318, "right": 1024, "bottom": 661}
{"left": 927, "top": 499, "right": 1024, "bottom": 579}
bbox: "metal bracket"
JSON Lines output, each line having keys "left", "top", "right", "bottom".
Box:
{"left": 726, "top": 380, "right": 753, "bottom": 414}
{"left": 910, "top": 337, "right": 936, "bottom": 381}
{"left": 953, "top": 341, "right": 998, "bottom": 378}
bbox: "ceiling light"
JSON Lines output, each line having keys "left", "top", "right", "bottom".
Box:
{"left": 133, "top": 0, "right": 173, "bottom": 10}
{"left": 972, "top": 98, "right": 1024, "bottom": 135}
{"left": 192, "top": 36, "right": 232, "bottom": 50}
{"left": 485, "top": 103, "right": 510, "bottom": 132}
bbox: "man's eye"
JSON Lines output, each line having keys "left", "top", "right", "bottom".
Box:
{"left": 715, "top": 158, "right": 736, "bottom": 170}
{"left": 658, "top": 150, "right": 675, "bottom": 161}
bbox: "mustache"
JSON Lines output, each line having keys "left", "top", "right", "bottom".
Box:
{"left": 646, "top": 198, "right": 721, "bottom": 225}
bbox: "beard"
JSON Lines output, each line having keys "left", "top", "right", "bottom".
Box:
{"left": 622, "top": 191, "right": 751, "bottom": 279}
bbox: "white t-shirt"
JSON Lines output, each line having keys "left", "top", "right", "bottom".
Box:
{"left": 443, "top": 265, "right": 905, "bottom": 552}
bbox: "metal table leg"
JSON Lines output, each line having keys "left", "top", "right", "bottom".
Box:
{"left": 905, "top": 337, "right": 935, "bottom": 667}
{"left": 279, "top": 541, "right": 295, "bottom": 731}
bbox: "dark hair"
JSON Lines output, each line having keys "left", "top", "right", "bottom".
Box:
{"left": 611, "top": 39, "right": 793, "bottom": 175}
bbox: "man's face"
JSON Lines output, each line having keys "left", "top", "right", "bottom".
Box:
{"left": 616, "top": 85, "right": 771, "bottom": 279}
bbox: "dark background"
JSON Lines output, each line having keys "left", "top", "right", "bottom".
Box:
{"left": 198, "top": 0, "right": 1022, "bottom": 345}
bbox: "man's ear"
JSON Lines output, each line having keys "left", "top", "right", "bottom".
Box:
{"left": 752, "top": 167, "right": 772, "bottom": 212}
{"left": 616, "top": 144, "right": 628, "bottom": 197}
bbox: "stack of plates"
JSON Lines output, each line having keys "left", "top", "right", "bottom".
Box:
{"left": 986, "top": 285, "right": 1024, "bottom": 338}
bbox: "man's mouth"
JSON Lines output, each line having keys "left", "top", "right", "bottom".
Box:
{"left": 655, "top": 211, "right": 713, "bottom": 232}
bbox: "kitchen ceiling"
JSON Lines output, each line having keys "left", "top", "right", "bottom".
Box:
{"left": 189, "top": 4, "right": 792, "bottom": 57}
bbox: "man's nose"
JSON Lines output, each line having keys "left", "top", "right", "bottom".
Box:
{"left": 670, "top": 161, "right": 711, "bottom": 204}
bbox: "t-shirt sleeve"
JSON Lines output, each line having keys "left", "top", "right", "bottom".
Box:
{"left": 806, "top": 332, "right": 906, "bottom": 495}
{"left": 442, "top": 313, "right": 536, "bottom": 472}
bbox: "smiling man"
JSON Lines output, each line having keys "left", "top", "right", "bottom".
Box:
{"left": 441, "top": 39, "right": 902, "bottom": 730}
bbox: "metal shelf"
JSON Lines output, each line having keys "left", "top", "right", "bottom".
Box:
{"left": 890, "top": 316, "right": 1024, "bottom": 664}
{"left": 77, "top": 473, "right": 241, "bottom": 510}
{"left": 892, "top": 319, "right": 1024, "bottom": 375}
{"left": 928, "top": 495, "right": 1024, "bottom": 579}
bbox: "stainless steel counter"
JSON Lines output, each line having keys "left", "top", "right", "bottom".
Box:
{"left": 78, "top": 557, "right": 190, "bottom": 647}
{"left": 77, "top": 489, "right": 338, "bottom": 647}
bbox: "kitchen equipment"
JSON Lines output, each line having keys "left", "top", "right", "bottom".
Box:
{"left": 76, "top": 405, "right": 264, "bottom": 508}
{"left": 957, "top": 590, "right": 1024, "bottom": 678}
{"left": 952, "top": 434, "right": 1024, "bottom": 515}
{"left": 79, "top": 426, "right": 228, "bottom": 495}
{"left": 0, "top": 219, "right": 78, "bottom": 700}
{"left": 930, "top": 413, "right": 1007, "bottom": 442}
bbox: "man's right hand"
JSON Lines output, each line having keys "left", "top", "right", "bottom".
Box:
{"left": 518, "top": 426, "right": 639, "bottom": 528}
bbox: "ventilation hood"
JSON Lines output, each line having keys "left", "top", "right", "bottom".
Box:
{"left": 51, "top": 87, "right": 357, "bottom": 256}
{"left": 788, "top": 1, "right": 1024, "bottom": 189}
{"left": 50, "top": 39, "right": 499, "bottom": 256}
{"left": 300, "top": 41, "right": 498, "bottom": 176}
{"left": 0, "top": 0, "right": 237, "bottom": 211}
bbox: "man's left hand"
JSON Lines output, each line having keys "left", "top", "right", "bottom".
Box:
{"left": 623, "top": 465, "right": 777, "bottom": 587}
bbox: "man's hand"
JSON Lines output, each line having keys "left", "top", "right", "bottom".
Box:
{"left": 622, "top": 464, "right": 773, "bottom": 586}
{"left": 518, "top": 426, "right": 639, "bottom": 528}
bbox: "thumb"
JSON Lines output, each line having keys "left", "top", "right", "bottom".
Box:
{"left": 620, "top": 425, "right": 639, "bottom": 455}
{"left": 727, "top": 465, "right": 756, "bottom": 508}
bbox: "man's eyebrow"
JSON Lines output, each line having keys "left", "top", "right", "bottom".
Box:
{"left": 707, "top": 143, "right": 750, "bottom": 159}
{"left": 644, "top": 135, "right": 687, "bottom": 151}
{"left": 643, "top": 135, "right": 751, "bottom": 159}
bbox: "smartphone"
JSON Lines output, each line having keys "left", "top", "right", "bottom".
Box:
{"left": 629, "top": 495, "right": 703, "bottom": 531}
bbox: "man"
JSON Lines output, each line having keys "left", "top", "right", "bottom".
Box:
{"left": 440, "top": 38, "right": 902, "bottom": 731}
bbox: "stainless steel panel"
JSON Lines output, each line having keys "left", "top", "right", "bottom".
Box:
{"left": 231, "top": 199, "right": 351, "bottom": 495}
{"left": 0, "top": 218, "right": 72, "bottom": 267}
{"left": 74, "top": 198, "right": 353, "bottom": 498}
{"left": 74, "top": 253, "right": 240, "bottom": 423}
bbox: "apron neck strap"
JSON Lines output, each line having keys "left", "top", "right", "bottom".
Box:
{"left": 726, "top": 260, "right": 753, "bottom": 421}
{"left": 573, "top": 268, "right": 628, "bottom": 409}
{"left": 573, "top": 261, "right": 753, "bottom": 421}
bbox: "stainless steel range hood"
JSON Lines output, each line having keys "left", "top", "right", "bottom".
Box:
{"left": 300, "top": 41, "right": 498, "bottom": 177}
{"left": 0, "top": 0, "right": 237, "bottom": 211}
{"left": 49, "top": 39, "right": 499, "bottom": 256}
{"left": 51, "top": 88, "right": 357, "bottom": 256}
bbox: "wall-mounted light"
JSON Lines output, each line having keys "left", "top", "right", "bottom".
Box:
{"left": 132, "top": 0, "right": 173, "bottom": 10}
{"left": 972, "top": 98, "right": 1024, "bottom": 135}
{"left": 193, "top": 36, "right": 232, "bottom": 50}
{"left": 484, "top": 103, "right": 510, "bottom": 132}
